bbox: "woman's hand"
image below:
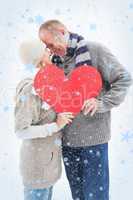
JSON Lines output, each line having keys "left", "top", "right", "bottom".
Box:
{"left": 56, "top": 112, "right": 75, "bottom": 130}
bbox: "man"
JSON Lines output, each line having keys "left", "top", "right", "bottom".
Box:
{"left": 39, "top": 20, "right": 132, "bottom": 200}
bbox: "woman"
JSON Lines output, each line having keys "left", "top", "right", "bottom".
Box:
{"left": 14, "top": 39, "right": 74, "bottom": 200}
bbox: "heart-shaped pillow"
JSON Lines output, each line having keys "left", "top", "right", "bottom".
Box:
{"left": 33, "top": 64, "right": 102, "bottom": 116}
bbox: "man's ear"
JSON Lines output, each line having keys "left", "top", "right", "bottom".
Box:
{"left": 57, "top": 28, "right": 65, "bottom": 35}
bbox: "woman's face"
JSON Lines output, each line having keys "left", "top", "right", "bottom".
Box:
{"left": 36, "top": 49, "right": 52, "bottom": 68}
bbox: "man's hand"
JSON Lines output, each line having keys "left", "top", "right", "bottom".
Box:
{"left": 81, "top": 98, "right": 99, "bottom": 116}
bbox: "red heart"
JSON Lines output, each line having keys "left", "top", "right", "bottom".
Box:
{"left": 33, "top": 64, "right": 102, "bottom": 116}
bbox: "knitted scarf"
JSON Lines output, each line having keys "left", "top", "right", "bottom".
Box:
{"left": 52, "top": 32, "right": 92, "bottom": 67}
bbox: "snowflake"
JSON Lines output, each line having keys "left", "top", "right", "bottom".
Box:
{"left": 21, "top": 14, "right": 25, "bottom": 18}
{"left": 121, "top": 130, "right": 133, "bottom": 142}
{"left": 108, "top": 63, "right": 115, "bottom": 69}
{"left": 31, "top": 87, "right": 37, "bottom": 95}
{"left": 3, "top": 153, "right": 8, "bottom": 156}
{"left": 65, "top": 162, "right": 69, "bottom": 166}
{"left": 43, "top": 75, "right": 47, "bottom": 79}
{"left": 76, "top": 177, "right": 80, "bottom": 181}
{"left": 36, "top": 88, "right": 41, "bottom": 92}
{"left": 54, "top": 9, "right": 61, "bottom": 15}
{"left": 37, "top": 148, "right": 42, "bottom": 151}
{"left": 54, "top": 138, "right": 62, "bottom": 146}
{"left": 76, "top": 157, "right": 80, "bottom": 162}
{"left": 63, "top": 78, "right": 69, "bottom": 82}
{"left": 64, "top": 157, "right": 68, "bottom": 162}
{"left": 36, "top": 192, "right": 41, "bottom": 197}
{"left": 41, "top": 102, "right": 50, "bottom": 110}
{"left": 25, "top": 8, "right": 30, "bottom": 12}
{"left": 89, "top": 149, "right": 93, "bottom": 154}
{"left": 20, "top": 95, "right": 27, "bottom": 102}
{"left": 66, "top": 8, "right": 71, "bottom": 12}
{"left": 129, "top": 3, "right": 133, "bottom": 9}
{"left": 84, "top": 159, "right": 88, "bottom": 164}
{"left": 28, "top": 17, "right": 34, "bottom": 23}
{"left": 89, "top": 24, "right": 97, "bottom": 31}
{"left": 98, "top": 171, "right": 101, "bottom": 175}
{"left": 49, "top": 86, "right": 55, "bottom": 90}
{"left": 120, "top": 160, "right": 125, "bottom": 165}
{"left": 24, "top": 63, "right": 35, "bottom": 73}
{"left": 99, "top": 186, "right": 103, "bottom": 191}
{"left": 41, "top": 179, "right": 46, "bottom": 183}
{"left": 7, "top": 22, "right": 13, "bottom": 27}
{"left": 89, "top": 193, "right": 93, "bottom": 197}
{"left": 36, "top": 180, "right": 42, "bottom": 184}
{"left": 96, "top": 151, "right": 101, "bottom": 157}
{"left": 73, "top": 132, "right": 77, "bottom": 135}
{"left": 130, "top": 27, "right": 133, "bottom": 32}
{"left": 34, "top": 15, "right": 44, "bottom": 25}
{"left": 98, "top": 164, "right": 102, "bottom": 168}
{"left": 130, "top": 149, "right": 133, "bottom": 153}
{"left": 74, "top": 91, "right": 80, "bottom": 96}
{"left": 3, "top": 105, "right": 9, "bottom": 112}
{"left": 77, "top": 24, "right": 80, "bottom": 28}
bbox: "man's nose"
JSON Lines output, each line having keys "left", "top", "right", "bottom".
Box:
{"left": 52, "top": 49, "right": 58, "bottom": 54}
{"left": 49, "top": 48, "right": 55, "bottom": 54}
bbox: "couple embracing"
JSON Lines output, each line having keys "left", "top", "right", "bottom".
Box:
{"left": 14, "top": 20, "right": 132, "bottom": 200}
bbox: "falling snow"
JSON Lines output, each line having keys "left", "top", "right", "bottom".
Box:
{"left": 1, "top": 1, "right": 133, "bottom": 200}
{"left": 31, "top": 87, "right": 37, "bottom": 95}
{"left": 41, "top": 101, "right": 50, "bottom": 110}
{"left": 54, "top": 138, "right": 62, "bottom": 146}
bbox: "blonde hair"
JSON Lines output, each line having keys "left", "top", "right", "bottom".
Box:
{"left": 39, "top": 19, "right": 67, "bottom": 33}
{"left": 19, "top": 39, "right": 46, "bottom": 66}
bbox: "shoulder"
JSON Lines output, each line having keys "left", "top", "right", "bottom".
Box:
{"left": 15, "top": 77, "right": 38, "bottom": 105}
{"left": 86, "top": 41, "right": 110, "bottom": 53}
{"left": 15, "top": 77, "right": 33, "bottom": 97}
{"left": 87, "top": 41, "right": 117, "bottom": 65}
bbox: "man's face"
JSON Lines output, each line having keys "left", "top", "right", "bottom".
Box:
{"left": 39, "top": 29, "right": 68, "bottom": 57}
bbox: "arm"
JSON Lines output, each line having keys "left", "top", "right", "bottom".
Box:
{"left": 14, "top": 78, "right": 59, "bottom": 140}
{"left": 96, "top": 43, "right": 133, "bottom": 113}
{"left": 15, "top": 122, "right": 59, "bottom": 140}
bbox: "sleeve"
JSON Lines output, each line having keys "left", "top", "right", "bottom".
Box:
{"left": 14, "top": 79, "right": 60, "bottom": 140}
{"left": 95, "top": 43, "right": 133, "bottom": 113}
{"left": 14, "top": 79, "right": 34, "bottom": 132}
{"left": 15, "top": 122, "right": 59, "bottom": 140}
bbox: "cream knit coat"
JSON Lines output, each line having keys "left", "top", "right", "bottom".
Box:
{"left": 14, "top": 77, "right": 62, "bottom": 189}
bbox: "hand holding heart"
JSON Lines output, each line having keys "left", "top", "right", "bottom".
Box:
{"left": 33, "top": 63, "right": 102, "bottom": 116}
{"left": 81, "top": 97, "right": 99, "bottom": 116}
{"left": 56, "top": 112, "right": 75, "bottom": 129}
